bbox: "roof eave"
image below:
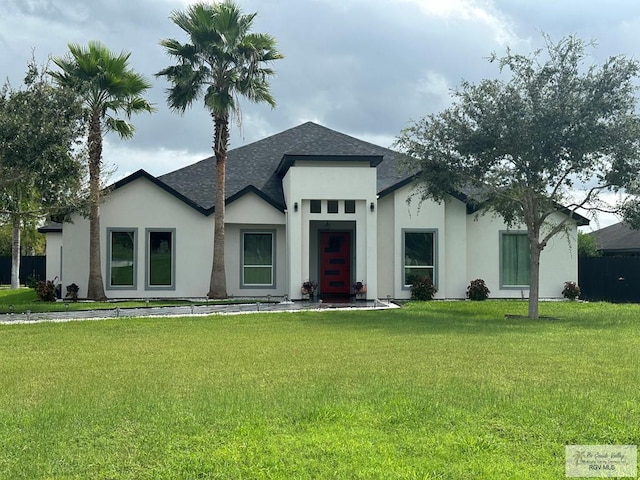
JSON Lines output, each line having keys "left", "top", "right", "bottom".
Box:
{"left": 377, "top": 175, "right": 590, "bottom": 225}
{"left": 37, "top": 224, "right": 63, "bottom": 233}
{"left": 276, "top": 154, "right": 384, "bottom": 177}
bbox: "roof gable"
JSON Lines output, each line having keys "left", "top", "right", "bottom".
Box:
{"left": 112, "top": 169, "right": 214, "bottom": 215}
{"left": 157, "top": 122, "right": 414, "bottom": 211}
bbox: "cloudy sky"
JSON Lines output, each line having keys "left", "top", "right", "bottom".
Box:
{"left": 2, "top": 0, "right": 640, "bottom": 228}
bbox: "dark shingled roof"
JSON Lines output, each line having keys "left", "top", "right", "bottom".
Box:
{"left": 157, "top": 122, "right": 414, "bottom": 213}
{"left": 590, "top": 222, "right": 640, "bottom": 253}
{"left": 107, "top": 121, "right": 588, "bottom": 227}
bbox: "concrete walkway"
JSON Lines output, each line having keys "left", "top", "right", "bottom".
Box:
{"left": 0, "top": 299, "right": 398, "bottom": 325}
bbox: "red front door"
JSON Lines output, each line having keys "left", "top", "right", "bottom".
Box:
{"left": 320, "top": 232, "right": 351, "bottom": 295}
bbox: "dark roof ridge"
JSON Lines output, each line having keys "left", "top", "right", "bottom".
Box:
{"left": 112, "top": 169, "right": 214, "bottom": 216}
{"left": 226, "top": 185, "right": 286, "bottom": 212}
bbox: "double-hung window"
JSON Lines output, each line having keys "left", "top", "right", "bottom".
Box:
{"left": 146, "top": 229, "right": 175, "bottom": 289}
{"left": 403, "top": 229, "right": 436, "bottom": 287}
{"left": 501, "top": 232, "right": 530, "bottom": 287}
{"left": 107, "top": 228, "right": 137, "bottom": 289}
{"left": 242, "top": 231, "right": 275, "bottom": 287}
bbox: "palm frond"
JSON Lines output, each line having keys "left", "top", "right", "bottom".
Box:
{"left": 104, "top": 117, "right": 135, "bottom": 139}
{"left": 158, "top": 0, "right": 282, "bottom": 121}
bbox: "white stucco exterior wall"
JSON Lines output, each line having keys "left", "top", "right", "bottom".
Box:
{"left": 466, "top": 211, "right": 578, "bottom": 299}
{"left": 443, "top": 196, "right": 468, "bottom": 298}
{"left": 63, "top": 177, "right": 214, "bottom": 298}
{"left": 44, "top": 231, "right": 63, "bottom": 283}
{"left": 389, "top": 185, "right": 448, "bottom": 300}
{"left": 225, "top": 192, "right": 287, "bottom": 298}
{"left": 376, "top": 194, "right": 395, "bottom": 300}
{"left": 61, "top": 215, "right": 89, "bottom": 295}
{"left": 379, "top": 183, "right": 578, "bottom": 300}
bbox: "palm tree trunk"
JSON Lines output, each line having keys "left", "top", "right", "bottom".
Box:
{"left": 208, "top": 115, "right": 229, "bottom": 299}
{"left": 87, "top": 111, "right": 107, "bottom": 300}
{"left": 10, "top": 214, "right": 21, "bottom": 289}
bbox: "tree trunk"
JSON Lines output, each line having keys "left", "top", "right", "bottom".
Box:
{"left": 528, "top": 239, "right": 542, "bottom": 319}
{"left": 208, "top": 115, "right": 229, "bottom": 299}
{"left": 86, "top": 111, "right": 107, "bottom": 300}
{"left": 10, "top": 215, "right": 21, "bottom": 289}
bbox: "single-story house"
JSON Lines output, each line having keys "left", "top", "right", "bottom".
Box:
{"left": 42, "top": 122, "right": 588, "bottom": 300}
{"left": 589, "top": 222, "right": 640, "bottom": 256}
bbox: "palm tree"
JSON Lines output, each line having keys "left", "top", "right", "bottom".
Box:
{"left": 157, "top": 1, "right": 283, "bottom": 299}
{"left": 50, "top": 41, "right": 153, "bottom": 300}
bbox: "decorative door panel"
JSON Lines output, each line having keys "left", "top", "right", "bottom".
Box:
{"left": 320, "top": 232, "right": 351, "bottom": 294}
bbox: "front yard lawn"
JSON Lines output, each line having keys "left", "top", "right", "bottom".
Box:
{"left": 0, "top": 301, "right": 638, "bottom": 479}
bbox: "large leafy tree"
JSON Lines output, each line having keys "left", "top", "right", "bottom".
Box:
{"left": 157, "top": 1, "right": 283, "bottom": 299}
{"left": 50, "top": 41, "right": 153, "bottom": 300}
{"left": 0, "top": 60, "right": 84, "bottom": 288}
{"left": 395, "top": 35, "right": 640, "bottom": 318}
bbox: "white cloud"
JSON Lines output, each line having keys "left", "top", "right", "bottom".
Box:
{"left": 416, "top": 71, "right": 451, "bottom": 98}
{"left": 355, "top": 133, "right": 396, "bottom": 149}
{"left": 400, "top": 0, "right": 517, "bottom": 45}
{"left": 102, "top": 140, "right": 209, "bottom": 181}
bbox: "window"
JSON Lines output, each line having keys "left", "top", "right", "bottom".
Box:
{"left": 403, "top": 230, "right": 436, "bottom": 287}
{"left": 501, "top": 232, "right": 530, "bottom": 287}
{"left": 345, "top": 200, "right": 356, "bottom": 214}
{"left": 310, "top": 200, "right": 321, "bottom": 213}
{"left": 107, "top": 229, "right": 136, "bottom": 289}
{"left": 146, "top": 229, "right": 175, "bottom": 289}
{"left": 327, "top": 200, "right": 339, "bottom": 214}
{"left": 242, "top": 231, "right": 275, "bottom": 287}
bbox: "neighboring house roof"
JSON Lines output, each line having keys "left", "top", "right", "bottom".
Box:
{"left": 590, "top": 222, "right": 640, "bottom": 254}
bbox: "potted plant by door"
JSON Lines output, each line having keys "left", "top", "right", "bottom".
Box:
{"left": 353, "top": 281, "right": 367, "bottom": 299}
{"left": 301, "top": 281, "right": 317, "bottom": 301}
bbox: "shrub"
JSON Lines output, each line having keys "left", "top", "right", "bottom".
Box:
{"left": 35, "top": 280, "right": 57, "bottom": 302}
{"left": 26, "top": 274, "right": 39, "bottom": 289}
{"left": 562, "top": 281, "right": 581, "bottom": 300}
{"left": 467, "top": 278, "right": 490, "bottom": 301}
{"left": 578, "top": 231, "right": 600, "bottom": 257}
{"left": 410, "top": 276, "right": 437, "bottom": 301}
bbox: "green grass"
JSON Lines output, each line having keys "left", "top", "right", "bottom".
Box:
{"left": 1, "top": 301, "right": 639, "bottom": 479}
{"left": 0, "top": 287, "right": 256, "bottom": 314}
